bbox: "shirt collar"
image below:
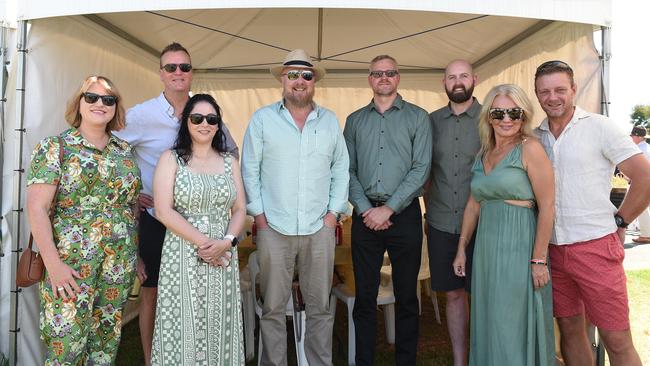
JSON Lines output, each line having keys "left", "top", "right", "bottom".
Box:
{"left": 65, "top": 127, "right": 122, "bottom": 151}
{"left": 158, "top": 92, "right": 180, "bottom": 119}
{"left": 369, "top": 93, "right": 404, "bottom": 113}
{"left": 538, "top": 106, "right": 588, "bottom": 133}
{"left": 276, "top": 99, "right": 321, "bottom": 117}
{"left": 441, "top": 97, "right": 481, "bottom": 118}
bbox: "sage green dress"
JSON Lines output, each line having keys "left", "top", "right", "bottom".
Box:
{"left": 469, "top": 143, "right": 555, "bottom": 366}
{"left": 151, "top": 152, "right": 244, "bottom": 366}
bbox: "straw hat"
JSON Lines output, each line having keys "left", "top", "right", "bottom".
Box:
{"left": 270, "top": 49, "right": 326, "bottom": 82}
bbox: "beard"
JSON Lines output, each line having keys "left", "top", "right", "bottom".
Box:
{"left": 446, "top": 83, "right": 474, "bottom": 104}
{"left": 283, "top": 89, "right": 315, "bottom": 108}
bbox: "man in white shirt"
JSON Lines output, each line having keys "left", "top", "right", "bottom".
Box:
{"left": 534, "top": 60, "right": 650, "bottom": 366}
{"left": 630, "top": 125, "right": 650, "bottom": 244}
{"left": 114, "top": 42, "right": 238, "bottom": 365}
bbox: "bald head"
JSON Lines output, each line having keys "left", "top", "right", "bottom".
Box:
{"left": 443, "top": 59, "right": 477, "bottom": 104}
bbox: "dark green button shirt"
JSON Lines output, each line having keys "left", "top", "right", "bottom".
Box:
{"left": 425, "top": 98, "right": 481, "bottom": 234}
{"left": 344, "top": 94, "right": 432, "bottom": 214}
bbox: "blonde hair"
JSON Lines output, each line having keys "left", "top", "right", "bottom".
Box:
{"left": 478, "top": 84, "right": 535, "bottom": 155}
{"left": 64, "top": 75, "right": 125, "bottom": 132}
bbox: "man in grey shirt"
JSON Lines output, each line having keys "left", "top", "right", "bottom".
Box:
{"left": 425, "top": 59, "right": 481, "bottom": 366}
{"left": 344, "top": 55, "right": 432, "bottom": 365}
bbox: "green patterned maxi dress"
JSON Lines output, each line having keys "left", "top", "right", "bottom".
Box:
{"left": 151, "top": 152, "right": 244, "bottom": 365}
{"left": 469, "top": 143, "right": 555, "bottom": 366}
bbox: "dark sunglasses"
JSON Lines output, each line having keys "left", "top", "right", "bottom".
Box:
{"left": 189, "top": 113, "right": 220, "bottom": 125}
{"left": 284, "top": 70, "right": 314, "bottom": 81}
{"left": 369, "top": 69, "right": 399, "bottom": 78}
{"left": 535, "top": 60, "right": 573, "bottom": 76}
{"left": 489, "top": 108, "right": 524, "bottom": 121}
{"left": 82, "top": 92, "right": 117, "bottom": 106}
{"left": 161, "top": 63, "right": 192, "bottom": 73}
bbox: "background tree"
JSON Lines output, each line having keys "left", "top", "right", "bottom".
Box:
{"left": 630, "top": 104, "right": 650, "bottom": 127}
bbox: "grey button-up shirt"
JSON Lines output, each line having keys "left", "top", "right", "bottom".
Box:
{"left": 425, "top": 98, "right": 481, "bottom": 234}
{"left": 344, "top": 94, "right": 432, "bottom": 214}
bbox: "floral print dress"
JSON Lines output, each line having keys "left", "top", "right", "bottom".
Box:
{"left": 27, "top": 128, "right": 141, "bottom": 366}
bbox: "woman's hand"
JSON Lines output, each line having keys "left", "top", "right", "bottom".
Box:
{"left": 47, "top": 261, "right": 82, "bottom": 301}
{"left": 531, "top": 263, "right": 550, "bottom": 290}
{"left": 452, "top": 250, "right": 467, "bottom": 277}
{"left": 198, "top": 239, "right": 230, "bottom": 263}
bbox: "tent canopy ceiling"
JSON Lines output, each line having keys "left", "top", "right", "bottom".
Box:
{"left": 92, "top": 9, "right": 547, "bottom": 73}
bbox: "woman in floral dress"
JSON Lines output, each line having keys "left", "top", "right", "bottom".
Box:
{"left": 151, "top": 94, "right": 246, "bottom": 365}
{"left": 26, "top": 75, "right": 141, "bottom": 366}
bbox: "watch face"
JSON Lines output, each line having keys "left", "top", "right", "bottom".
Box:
{"left": 615, "top": 215, "right": 623, "bottom": 226}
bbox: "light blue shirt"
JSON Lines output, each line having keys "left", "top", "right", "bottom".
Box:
{"left": 241, "top": 100, "right": 349, "bottom": 236}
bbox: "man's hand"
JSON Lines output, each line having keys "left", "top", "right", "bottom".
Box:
{"left": 324, "top": 212, "right": 338, "bottom": 228}
{"left": 362, "top": 206, "right": 394, "bottom": 231}
{"left": 138, "top": 193, "right": 154, "bottom": 211}
{"left": 254, "top": 214, "right": 269, "bottom": 230}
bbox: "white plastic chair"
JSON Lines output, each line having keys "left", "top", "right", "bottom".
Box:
{"left": 239, "top": 266, "right": 256, "bottom": 361}
{"left": 247, "top": 251, "right": 309, "bottom": 366}
{"left": 332, "top": 279, "right": 396, "bottom": 366}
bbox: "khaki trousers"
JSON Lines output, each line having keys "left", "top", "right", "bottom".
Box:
{"left": 256, "top": 225, "right": 336, "bottom": 366}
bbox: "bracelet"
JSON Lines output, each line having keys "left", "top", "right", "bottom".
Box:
{"left": 530, "top": 259, "right": 547, "bottom": 266}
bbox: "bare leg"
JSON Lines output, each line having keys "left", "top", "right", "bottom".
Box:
{"left": 598, "top": 328, "right": 642, "bottom": 366}
{"left": 139, "top": 287, "right": 158, "bottom": 366}
{"left": 446, "top": 288, "right": 468, "bottom": 366}
{"left": 557, "top": 314, "right": 593, "bottom": 366}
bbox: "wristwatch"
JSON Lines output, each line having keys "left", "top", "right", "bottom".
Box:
{"left": 224, "top": 234, "right": 239, "bottom": 247}
{"left": 614, "top": 214, "right": 629, "bottom": 229}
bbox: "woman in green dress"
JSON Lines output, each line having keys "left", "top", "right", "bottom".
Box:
{"left": 27, "top": 75, "right": 141, "bottom": 365}
{"left": 151, "top": 94, "right": 246, "bottom": 365}
{"left": 453, "top": 84, "right": 556, "bottom": 365}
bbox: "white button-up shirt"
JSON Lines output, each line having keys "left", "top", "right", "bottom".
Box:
{"left": 536, "top": 106, "right": 641, "bottom": 245}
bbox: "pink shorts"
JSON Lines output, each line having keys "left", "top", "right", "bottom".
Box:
{"left": 549, "top": 233, "right": 629, "bottom": 331}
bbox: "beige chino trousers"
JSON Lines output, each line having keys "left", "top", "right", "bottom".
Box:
{"left": 256, "top": 224, "right": 336, "bottom": 366}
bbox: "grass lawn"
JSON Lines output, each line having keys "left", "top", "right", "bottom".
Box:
{"left": 625, "top": 269, "right": 650, "bottom": 365}
{"left": 116, "top": 271, "right": 649, "bottom": 365}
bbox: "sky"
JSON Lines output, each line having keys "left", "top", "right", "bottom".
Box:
{"left": 609, "top": 1, "right": 650, "bottom": 131}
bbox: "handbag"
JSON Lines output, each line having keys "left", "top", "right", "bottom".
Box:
{"left": 16, "top": 136, "right": 64, "bottom": 287}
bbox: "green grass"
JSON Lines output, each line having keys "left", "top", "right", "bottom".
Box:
{"left": 116, "top": 292, "right": 453, "bottom": 365}
{"left": 626, "top": 269, "right": 650, "bottom": 365}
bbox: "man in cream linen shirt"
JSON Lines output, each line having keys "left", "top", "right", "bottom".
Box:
{"left": 241, "top": 49, "right": 349, "bottom": 366}
{"left": 534, "top": 60, "right": 650, "bottom": 366}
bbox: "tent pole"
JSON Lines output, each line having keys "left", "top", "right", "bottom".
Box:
{"left": 0, "top": 23, "right": 7, "bottom": 256}
{"left": 9, "top": 19, "right": 28, "bottom": 366}
{"left": 600, "top": 25, "right": 611, "bottom": 117}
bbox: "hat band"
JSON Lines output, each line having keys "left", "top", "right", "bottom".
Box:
{"left": 284, "top": 60, "right": 313, "bottom": 67}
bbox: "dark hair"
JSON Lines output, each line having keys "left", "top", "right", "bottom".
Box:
{"left": 534, "top": 60, "right": 575, "bottom": 86}
{"left": 160, "top": 42, "right": 191, "bottom": 68}
{"left": 173, "top": 94, "right": 226, "bottom": 164}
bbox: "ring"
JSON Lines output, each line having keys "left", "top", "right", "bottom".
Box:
{"left": 57, "top": 287, "right": 64, "bottom": 291}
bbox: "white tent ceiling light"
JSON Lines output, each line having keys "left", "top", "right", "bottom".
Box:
{"left": 1, "top": 1, "right": 610, "bottom": 365}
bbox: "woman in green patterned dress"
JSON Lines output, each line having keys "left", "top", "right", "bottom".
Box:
{"left": 151, "top": 94, "right": 246, "bottom": 365}
{"left": 26, "top": 75, "right": 141, "bottom": 365}
{"left": 452, "top": 84, "right": 556, "bottom": 365}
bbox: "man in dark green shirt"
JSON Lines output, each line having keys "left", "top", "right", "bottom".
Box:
{"left": 344, "top": 55, "right": 432, "bottom": 365}
{"left": 425, "top": 59, "right": 481, "bottom": 366}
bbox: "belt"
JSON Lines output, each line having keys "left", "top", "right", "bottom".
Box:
{"left": 369, "top": 199, "right": 386, "bottom": 207}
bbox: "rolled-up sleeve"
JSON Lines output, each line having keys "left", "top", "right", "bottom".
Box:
{"left": 328, "top": 124, "right": 350, "bottom": 213}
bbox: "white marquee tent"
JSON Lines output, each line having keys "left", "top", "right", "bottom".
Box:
{"left": 0, "top": 1, "right": 611, "bottom": 364}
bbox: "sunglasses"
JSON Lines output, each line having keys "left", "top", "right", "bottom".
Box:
{"left": 283, "top": 70, "right": 314, "bottom": 81}
{"left": 489, "top": 108, "right": 524, "bottom": 121}
{"left": 369, "top": 70, "right": 399, "bottom": 78}
{"left": 535, "top": 60, "right": 573, "bottom": 77}
{"left": 189, "top": 113, "right": 220, "bottom": 125}
{"left": 82, "top": 92, "right": 117, "bottom": 106}
{"left": 161, "top": 63, "right": 192, "bottom": 73}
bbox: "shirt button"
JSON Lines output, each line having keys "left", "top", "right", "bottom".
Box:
{"left": 380, "top": 146, "right": 383, "bottom": 149}
{"left": 381, "top": 130, "right": 384, "bottom": 133}
{"left": 379, "top": 162, "right": 382, "bottom": 165}
{"left": 378, "top": 179, "right": 381, "bottom": 183}
{"left": 454, "top": 173, "right": 457, "bottom": 176}
{"left": 454, "top": 191, "right": 457, "bottom": 195}
{"left": 456, "top": 137, "right": 459, "bottom": 141}
{"left": 454, "top": 154, "right": 458, "bottom": 158}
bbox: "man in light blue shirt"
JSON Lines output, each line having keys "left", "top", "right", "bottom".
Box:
{"left": 241, "top": 49, "right": 349, "bottom": 366}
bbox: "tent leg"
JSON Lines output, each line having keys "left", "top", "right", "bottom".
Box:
{"left": 600, "top": 25, "right": 611, "bottom": 117}
{"left": 0, "top": 23, "right": 7, "bottom": 255}
{"left": 9, "top": 19, "right": 29, "bottom": 366}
